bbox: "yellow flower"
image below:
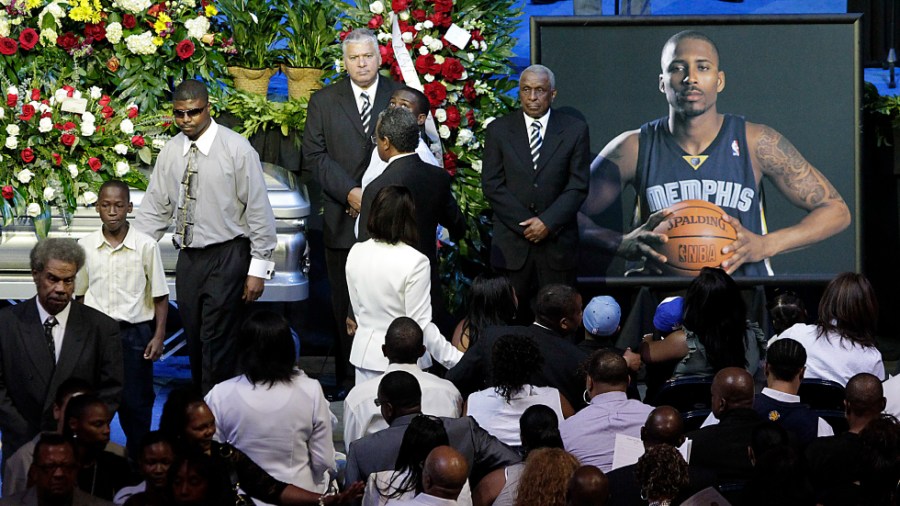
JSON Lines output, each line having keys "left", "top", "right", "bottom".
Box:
{"left": 25, "top": 0, "right": 42, "bottom": 9}
{"left": 204, "top": 5, "right": 217, "bottom": 16}
{"left": 152, "top": 36, "right": 164, "bottom": 46}
{"left": 67, "top": 0, "right": 101, "bottom": 23}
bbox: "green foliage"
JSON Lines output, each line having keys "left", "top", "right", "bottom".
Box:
{"left": 274, "top": 0, "right": 341, "bottom": 68}
{"left": 217, "top": 0, "right": 282, "bottom": 68}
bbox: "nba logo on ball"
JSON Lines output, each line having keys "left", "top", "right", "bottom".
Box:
{"left": 652, "top": 200, "right": 738, "bottom": 276}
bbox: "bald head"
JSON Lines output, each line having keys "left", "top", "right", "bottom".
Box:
{"left": 846, "top": 373, "right": 886, "bottom": 419}
{"left": 566, "top": 465, "right": 609, "bottom": 506}
{"left": 711, "top": 367, "right": 754, "bottom": 417}
{"left": 641, "top": 406, "right": 684, "bottom": 448}
{"left": 422, "top": 446, "right": 469, "bottom": 500}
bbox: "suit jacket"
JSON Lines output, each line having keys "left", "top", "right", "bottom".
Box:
{"left": 302, "top": 77, "right": 401, "bottom": 249}
{"left": 481, "top": 110, "right": 590, "bottom": 270}
{"left": 0, "top": 487, "right": 115, "bottom": 506}
{"left": 0, "top": 299, "right": 122, "bottom": 456}
{"left": 685, "top": 407, "right": 762, "bottom": 483}
{"left": 445, "top": 323, "right": 589, "bottom": 411}
{"left": 344, "top": 414, "right": 520, "bottom": 489}
{"left": 357, "top": 154, "right": 466, "bottom": 272}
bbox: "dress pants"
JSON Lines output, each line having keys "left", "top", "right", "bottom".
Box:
{"left": 325, "top": 247, "right": 354, "bottom": 386}
{"left": 118, "top": 321, "right": 155, "bottom": 460}
{"left": 176, "top": 237, "right": 250, "bottom": 394}
{"left": 500, "top": 247, "right": 576, "bottom": 325}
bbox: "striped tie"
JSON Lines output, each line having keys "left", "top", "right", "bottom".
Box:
{"left": 360, "top": 92, "right": 371, "bottom": 134}
{"left": 530, "top": 120, "right": 542, "bottom": 170}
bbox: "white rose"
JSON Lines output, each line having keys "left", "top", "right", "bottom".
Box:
{"left": 480, "top": 40, "right": 488, "bottom": 51}
{"left": 106, "top": 22, "right": 122, "bottom": 44}
{"left": 456, "top": 128, "right": 474, "bottom": 146}
{"left": 434, "top": 108, "right": 447, "bottom": 122}
{"left": 16, "top": 169, "right": 34, "bottom": 183}
{"left": 377, "top": 32, "right": 391, "bottom": 43}
{"left": 467, "top": 53, "right": 475, "bottom": 62}
{"left": 461, "top": 70, "right": 468, "bottom": 80}
{"left": 438, "top": 125, "right": 451, "bottom": 139}
{"left": 5, "top": 136, "right": 17, "bottom": 149}
{"left": 115, "top": 161, "right": 130, "bottom": 176}
{"left": 54, "top": 89, "right": 68, "bottom": 103}
{"left": 38, "top": 117, "right": 53, "bottom": 133}
{"left": 472, "top": 160, "right": 482, "bottom": 173}
{"left": 423, "top": 20, "right": 434, "bottom": 29}
{"left": 399, "top": 10, "right": 409, "bottom": 21}
{"left": 369, "top": 0, "right": 384, "bottom": 14}
{"left": 114, "top": 143, "right": 128, "bottom": 155}
{"left": 401, "top": 31, "right": 413, "bottom": 43}
{"left": 82, "top": 112, "right": 95, "bottom": 124}
{"left": 422, "top": 35, "right": 434, "bottom": 46}
{"left": 68, "top": 164, "right": 78, "bottom": 178}
{"left": 428, "top": 39, "right": 443, "bottom": 52}
{"left": 152, "top": 138, "right": 167, "bottom": 149}
{"left": 81, "top": 122, "right": 96, "bottom": 136}
{"left": 38, "top": 103, "right": 51, "bottom": 113}
{"left": 82, "top": 191, "right": 98, "bottom": 205}
{"left": 5, "top": 86, "right": 16, "bottom": 96}
{"left": 433, "top": 54, "right": 445, "bottom": 64}
{"left": 72, "top": 90, "right": 82, "bottom": 100}
{"left": 43, "top": 187, "right": 55, "bottom": 200}
{"left": 5, "top": 124, "right": 19, "bottom": 136}
{"left": 418, "top": 46, "right": 429, "bottom": 56}
{"left": 414, "top": 22, "right": 423, "bottom": 31}
{"left": 423, "top": 74, "right": 435, "bottom": 83}
{"left": 119, "top": 118, "right": 134, "bottom": 134}
{"left": 26, "top": 202, "right": 41, "bottom": 218}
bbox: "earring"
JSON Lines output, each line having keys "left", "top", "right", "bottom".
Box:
{"left": 583, "top": 389, "right": 591, "bottom": 404}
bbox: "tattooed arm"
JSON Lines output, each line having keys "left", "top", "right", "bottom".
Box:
{"left": 721, "top": 122, "right": 851, "bottom": 274}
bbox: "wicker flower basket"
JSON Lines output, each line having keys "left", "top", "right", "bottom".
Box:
{"left": 227, "top": 66, "right": 277, "bottom": 96}
{"left": 281, "top": 65, "right": 323, "bottom": 100}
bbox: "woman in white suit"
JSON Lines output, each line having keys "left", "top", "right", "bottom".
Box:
{"left": 347, "top": 185, "right": 462, "bottom": 382}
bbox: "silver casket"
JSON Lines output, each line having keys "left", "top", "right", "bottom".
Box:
{"left": 0, "top": 163, "right": 310, "bottom": 302}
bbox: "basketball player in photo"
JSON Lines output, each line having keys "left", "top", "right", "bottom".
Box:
{"left": 578, "top": 30, "right": 850, "bottom": 276}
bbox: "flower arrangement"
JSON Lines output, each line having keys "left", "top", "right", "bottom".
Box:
{"left": 0, "top": 81, "right": 167, "bottom": 237}
{"left": 338, "top": 0, "right": 522, "bottom": 308}
{"left": 0, "top": 0, "right": 231, "bottom": 112}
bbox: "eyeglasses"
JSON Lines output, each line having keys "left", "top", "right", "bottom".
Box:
{"left": 173, "top": 105, "right": 207, "bottom": 119}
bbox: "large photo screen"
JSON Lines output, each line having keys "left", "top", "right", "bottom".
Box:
{"left": 532, "top": 15, "right": 860, "bottom": 282}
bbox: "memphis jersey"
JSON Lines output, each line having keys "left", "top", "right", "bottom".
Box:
{"left": 635, "top": 114, "right": 771, "bottom": 276}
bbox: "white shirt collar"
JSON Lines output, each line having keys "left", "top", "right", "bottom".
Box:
{"left": 386, "top": 152, "right": 417, "bottom": 166}
{"left": 761, "top": 387, "right": 801, "bottom": 403}
{"left": 182, "top": 118, "right": 218, "bottom": 156}
{"left": 36, "top": 297, "right": 71, "bottom": 328}
{"left": 524, "top": 109, "right": 551, "bottom": 134}
{"left": 350, "top": 77, "right": 379, "bottom": 101}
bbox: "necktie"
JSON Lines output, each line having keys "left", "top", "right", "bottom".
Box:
{"left": 360, "top": 92, "right": 371, "bottom": 134}
{"left": 43, "top": 316, "right": 57, "bottom": 362}
{"left": 175, "top": 143, "right": 198, "bottom": 248}
{"left": 530, "top": 120, "right": 543, "bottom": 171}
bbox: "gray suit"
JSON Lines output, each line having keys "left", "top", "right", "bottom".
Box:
{"left": 345, "top": 414, "right": 520, "bottom": 489}
{"left": 0, "top": 299, "right": 122, "bottom": 457}
{"left": 0, "top": 487, "right": 115, "bottom": 506}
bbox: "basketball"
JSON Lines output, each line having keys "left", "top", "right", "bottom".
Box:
{"left": 652, "top": 200, "right": 737, "bottom": 276}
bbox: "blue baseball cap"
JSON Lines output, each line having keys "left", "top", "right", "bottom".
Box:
{"left": 583, "top": 296, "right": 621, "bottom": 336}
{"left": 653, "top": 296, "right": 684, "bottom": 333}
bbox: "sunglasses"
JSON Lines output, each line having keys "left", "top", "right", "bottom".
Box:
{"left": 173, "top": 104, "right": 207, "bottom": 119}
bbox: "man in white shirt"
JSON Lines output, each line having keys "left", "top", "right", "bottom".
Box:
{"left": 343, "top": 317, "right": 462, "bottom": 445}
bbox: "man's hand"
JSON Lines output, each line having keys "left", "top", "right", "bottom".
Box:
{"left": 143, "top": 335, "right": 164, "bottom": 361}
{"left": 721, "top": 215, "right": 769, "bottom": 275}
{"left": 347, "top": 187, "right": 363, "bottom": 213}
{"left": 346, "top": 317, "right": 358, "bottom": 337}
{"left": 616, "top": 208, "right": 671, "bottom": 264}
{"left": 242, "top": 275, "right": 265, "bottom": 302}
{"left": 519, "top": 217, "right": 550, "bottom": 243}
{"left": 623, "top": 347, "right": 641, "bottom": 372}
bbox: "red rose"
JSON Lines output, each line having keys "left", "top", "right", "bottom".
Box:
{"left": 443, "top": 151, "right": 458, "bottom": 176}
{"left": 88, "top": 157, "right": 101, "bottom": 172}
{"left": 411, "top": 9, "right": 426, "bottom": 21}
{"left": 98, "top": 94, "right": 111, "bottom": 106}
{"left": 52, "top": 153, "right": 62, "bottom": 165}
{"left": 423, "top": 82, "right": 447, "bottom": 107}
{"left": 56, "top": 32, "right": 78, "bottom": 51}
{"left": 18, "top": 104, "right": 35, "bottom": 121}
{"left": 339, "top": 30, "right": 350, "bottom": 41}
{"left": 415, "top": 54, "right": 440, "bottom": 76}
{"left": 445, "top": 106, "right": 462, "bottom": 129}
{"left": 392, "top": 0, "right": 411, "bottom": 11}
{"left": 379, "top": 44, "right": 394, "bottom": 67}
{"left": 41, "top": 111, "right": 52, "bottom": 119}
{"left": 430, "top": 12, "right": 452, "bottom": 28}
{"left": 465, "top": 109, "right": 475, "bottom": 127}
{"left": 20, "top": 148, "right": 35, "bottom": 163}
{"left": 368, "top": 15, "right": 383, "bottom": 29}
{"left": 18, "top": 29, "right": 38, "bottom": 50}
{"left": 462, "top": 80, "right": 477, "bottom": 102}
{"left": 1, "top": 186, "right": 13, "bottom": 200}
{"left": 62, "top": 121, "right": 76, "bottom": 130}
{"left": 441, "top": 57, "right": 464, "bottom": 81}
{"left": 122, "top": 14, "right": 136, "bottom": 29}
{"left": 131, "top": 135, "right": 145, "bottom": 147}
{"left": 6, "top": 94, "right": 16, "bottom": 107}
{"left": 84, "top": 22, "right": 106, "bottom": 42}
{"left": 62, "top": 85, "right": 75, "bottom": 97}
{"left": 60, "top": 133, "right": 76, "bottom": 147}
{"left": 101, "top": 105, "right": 115, "bottom": 120}
{"left": 0, "top": 37, "right": 17, "bottom": 56}
{"left": 390, "top": 61, "right": 402, "bottom": 81}
{"left": 127, "top": 106, "right": 139, "bottom": 119}
{"left": 433, "top": 0, "right": 453, "bottom": 14}
{"left": 30, "top": 88, "right": 40, "bottom": 101}
{"left": 176, "top": 39, "right": 195, "bottom": 60}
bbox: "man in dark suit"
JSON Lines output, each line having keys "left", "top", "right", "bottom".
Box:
{"left": 302, "top": 28, "right": 401, "bottom": 389}
{"left": 345, "top": 370, "right": 519, "bottom": 490}
{"left": 357, "top": 106, "right": 466, "bottom": 314}
{"left": 445, "top": 283, "right": 588, "bottom": 410}
{"left": 0, "top": 239, "right": 122, "bottom": 461}
{"left": 482, "top": 64, "right": 590, "bottom": 320}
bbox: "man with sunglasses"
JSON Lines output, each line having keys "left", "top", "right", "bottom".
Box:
{"left": 136, "top": 79, "right": 276, "bottom": 395}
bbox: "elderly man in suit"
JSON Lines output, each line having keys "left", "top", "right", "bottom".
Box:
{"left": 0, "top": 239, "right": 122, "bottom": 462}
{"left": 302, "top": 28, "right": 401, "bottom": 390}
{"left": 481, "top": 64, "right": 590, "bottom": 322}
